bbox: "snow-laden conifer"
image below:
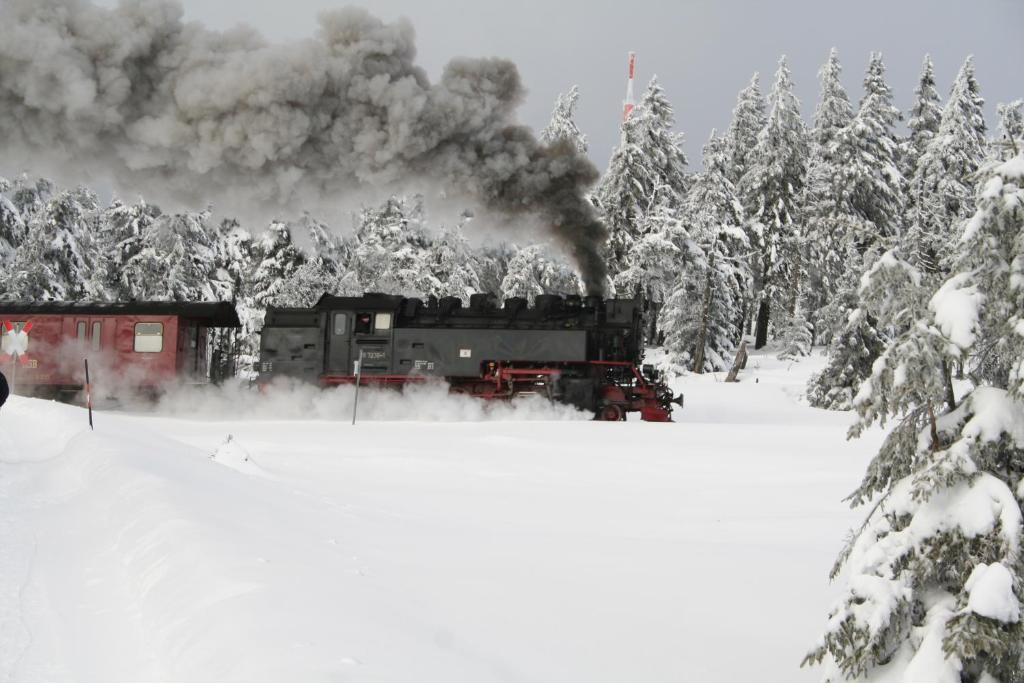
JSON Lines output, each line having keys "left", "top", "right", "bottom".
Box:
{"left": 724, "top": 74, "right": 767, "bottom": 188}
{"left": 348, "top": 196, "right": 439, "bottom": 297}
{"left": 540, "top": 85, "right": 587, "bottom": 154}
{"left": 905, "top": 57, "right": 987, "bottom": 276}
{"left": 3, "top": 187, "right": 105, "bottom": 301}
{"left": 428, "top": 223, "right": 482, "bottom": 300}
{"left": 592, "top": 113, "right": 652, "bottom": 276}
{"left": 903, "top": 55, "right": 943, "bottom": 184}
{"left": 660, "top": 134, "right": 748, "bottom": 373}
{"left": 802, "top": 50, "right": 854, "bottom": 336}
{"left": 806, "top": 153, "right": 1024, "bottom": 681}
{"left": 739, "top": 57, "right": 808, "bottom": 348}
{"left": 251, "top": 221, "right": 307, "bottom": 308}
{"left": 500, "top": 244, "right": 583, "bottom": 303}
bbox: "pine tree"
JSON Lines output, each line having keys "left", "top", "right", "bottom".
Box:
{"left": 594, "top": 77, "right": 688, "bottom": 280}
{"left": 0, "top": 177, "right": 25, "bottom": 263}
{"left": 427, "top": 222, "right": 482, "bottom": 300}
{"left": 500, "top": 244, "right": 583, "bottom": 303}
{"left": 634, "top": 77, "right": 689, "bottom": 209}
{"left": 101, "top": 198, "right": 161, "bottom": 300}
{"left": 592, "top": 114, "right": 652, "bottom": 276}
{"left": 902, "top": 55, "right": 943, "bottom": 184}
{"left": 348, "top": 196, "right": 439, "bottom": 297}
{"left": 906, "top": 57, "right": 987, "bottom": 276}
{"left": 724, "top": 74, "right": 767, "bottom": 188}
{"left": 805, "top": 153, "right": 1024, "bottom": 681}
{"left": 540, "top": 85, "right": 588, "bottom": 154}
{"left": 992, "top": 100, "right": 1023, "bottom": 161}
{"left": 116, "top": 210, "right": 219, "bottom": 301}
{"left": 251, "top": 220, "right": 307, "bottom": 308}
{"left": 806, "top": 250, "right": 913, "bottom": 410}
{"left": 848, "top": 53, "right": 904, "bottom": 244}
{"left": 802, "top": 49, "right": 855, "bottom": 335}
{"left": 739, "top": 57, "right": 808, "bottom": 348}
{"left": 4, "top": 187, "right": 105, "bottom": 301}
{"left": 273, "top": 259, "right": 339, "bottom": 307}
{"left": 660, "top": 133, "right": 749, "bottom": 373}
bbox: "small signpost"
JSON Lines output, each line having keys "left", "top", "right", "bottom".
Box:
{"left": 84, "top": 359, "right": 94, "bottom": 431}
{"left": 351, "top": 349, "right": 365, "bottom": 426}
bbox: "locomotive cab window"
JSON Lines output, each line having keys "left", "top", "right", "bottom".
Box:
{"left": 91, "top": 321, "right": 102, "bottom": 351}
{"left": 134, "top": 322, "right": 164, "bottom": 353}
{"left": 333, "top": 313, "right": 348, "bottom": 336}
{"left": 374, "top": 313, "right": 392, "bottom": 332}
{"left": 354, "top": 313, "right": 372, "bottom": 334}
{"left": 76, "top": 321, "right": 87, "bottom": 341}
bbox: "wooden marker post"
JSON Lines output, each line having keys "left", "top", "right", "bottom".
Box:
{"left": 351, "top": 349, "right": 364, "bottom": 426}
{"left": 84, "top": 359, "right": 94, "bottom": 430}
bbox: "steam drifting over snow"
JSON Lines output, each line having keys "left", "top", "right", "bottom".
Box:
{"left": 0, "top": 0, "right": 608, "bottom": 291}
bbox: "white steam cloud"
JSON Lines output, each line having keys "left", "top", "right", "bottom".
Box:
{"left": 0, "top": 0, "right": 608, "bottom": 291}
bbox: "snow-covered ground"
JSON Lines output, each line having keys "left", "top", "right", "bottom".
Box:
{"left": 0, "top": 350, "right": 883, "bottom": 683}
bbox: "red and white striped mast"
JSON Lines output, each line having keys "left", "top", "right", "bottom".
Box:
{"left": 622, "top": 52, "right": 637, "bottom": 122}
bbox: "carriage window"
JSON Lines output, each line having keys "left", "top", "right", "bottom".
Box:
{"left": 134, "top": 322, "right": 164, "bottom": 353}
{"left": 77, "top": 321, "right": 86, "bottom": 341}
{"left": 333, "top": 313, "right": 347, "bottom": 336}
{"left": 354, "top": 313, "right": 372, "bottom": 334}
{"left": 91, "top": 322, "right": 102, "bottom": 351}
{"left": 374, "top": 313, "right": 392, "bottom": 332}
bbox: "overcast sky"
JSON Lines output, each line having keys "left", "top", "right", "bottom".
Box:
{"left": 99, "top": 0, "right": 1022, "bottom": 170}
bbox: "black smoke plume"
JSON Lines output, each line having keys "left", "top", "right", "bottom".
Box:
{"left": 0, "top": 0, "right": 608, "bottom": 292}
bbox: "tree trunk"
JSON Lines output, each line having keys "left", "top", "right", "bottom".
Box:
{"left": 692, "top": 267, "right": 714, "bottom": 374}
{"left": 941, "top": 359, "right": 957, "bottom": 411}
{"left": 725, "top": 341, "right": 748, "bottom": 382}
{"left": 754, "top": 299, "right": 770, "bottom": 349}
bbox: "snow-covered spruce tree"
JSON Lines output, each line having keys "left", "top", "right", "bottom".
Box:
{"left": 272, "top": 259, "right": 340, "bottom": 307}
{"left": 847, "top": 53, "right": 903, "bottom": 245}
{"left": 634, "top": 77, "right": 689, "bottom": 209}
{"left": 251, "top": 220, "right": 307, "bottom": 309}
{"left": 660, "top": 133, "right": 748, "bottom": 374}
{"left": 500, "top": 244, "right": 583, "bottom": 303}
{"left": 739, "top": 56, "right": 808, "bottom": 349}
{"left": 4, "top": 186, "right": 105, "bottom": 301}
{"left": 902, "top": 55, "right": 943, "bottom": 188}
{"left": 594, "top": 77, "right": 687, "bottom": 280}
{"left": 806, "top": 249, "right": 916, "bottom": 410}
{"left": 724, "top": 73, "right": 767, "bottom": 188}
{"left": 540, "top": 85, "right": 587, "bottom": 154}
{"left": 0, "top": 177, "right": 25, "bottom": 263}
{"left": 802, "top": 49, "right": 855, "bottom": 335}
{"left": 117, "top": 210, "right": 219, "bottom": 301}
{"left": 805, "top": 153, "right": 1024, "bottom": 681}
{"left": 428, "top": 222, "right": 481, "bottom": 300}
{"left": 101, "top": 197, "right": 161, "bottom": 300}
{"left": 905, "top": 57, "right": 987, "bottom": 277}
{"left": 613, "top": 200, "right": 683, "bottom": 306}
{"left": 475, "top": 243, "right": 513, "bottom": 298}
{"left": 592, "top": 113, "right": 652, "bottom": 276}
{"left": 992, "top": 100, "right": 1023, "bottom": 162}
{"left": 348, "top": 196, "right": 439, "bottom": 297}
{"left": 803, "top": 53, "right": 903, "bottom": 346}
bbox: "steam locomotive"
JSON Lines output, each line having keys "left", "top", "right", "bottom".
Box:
{"left": 259, "top": 293, "right": 681, "bottom": 421}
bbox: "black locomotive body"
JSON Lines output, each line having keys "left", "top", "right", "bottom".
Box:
{"left": 258, "top": 293, "right": 680, "bottom": 421}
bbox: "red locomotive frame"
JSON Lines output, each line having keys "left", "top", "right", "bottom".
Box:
{"left": 320, "top": 360, "right": 677, "bottom": 421}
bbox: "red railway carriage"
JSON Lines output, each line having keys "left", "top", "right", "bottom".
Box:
{"left": 0, "top": 301, "right": 240, "bottom": 396}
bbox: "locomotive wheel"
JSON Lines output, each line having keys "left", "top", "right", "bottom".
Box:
{"left": 597, "top": 404, "right": 624, "bottom": 422}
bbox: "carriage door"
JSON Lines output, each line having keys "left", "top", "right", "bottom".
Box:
{"left": 325, "top": 311, "right": 351, "bottom": 375}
